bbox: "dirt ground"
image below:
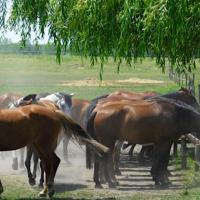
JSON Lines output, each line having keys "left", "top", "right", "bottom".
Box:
{"left": 57, "top": 78, "right": 164, "bottom": 87}
{"left": 0, "top": 142, "right": 185, "bottom": 199}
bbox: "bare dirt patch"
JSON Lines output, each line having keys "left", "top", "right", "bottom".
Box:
{"left": 0, "top": 143, "right": 184, "bottom": 199}
{"left": 57, "top": 78, "right": 164, "bottom": 87}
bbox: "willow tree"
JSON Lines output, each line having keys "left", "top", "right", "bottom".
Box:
{"left": 0, "top": 0, "right": 200, "bottom": 76}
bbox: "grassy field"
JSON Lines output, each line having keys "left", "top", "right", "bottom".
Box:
{"left": 0, "top": 54, "right": 200, "bottom": 200}
{"left": 0, "top": 54, "right": 181, "bottom": 98}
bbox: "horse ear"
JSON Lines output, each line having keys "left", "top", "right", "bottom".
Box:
{"left": 23, "top": 94, "right": 37, "bottom": 101}
{"left": 179, "top": 87, "right": 190, "bottom": 94}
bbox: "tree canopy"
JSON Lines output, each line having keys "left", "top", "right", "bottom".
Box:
{"left": 0, "top": 0, "right": 200, "bottom": 76}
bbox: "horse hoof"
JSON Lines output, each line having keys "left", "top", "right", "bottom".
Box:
{"left": 12, "top": 158, "right": 18, "bottom": 170}
{"left": 108, "top": 182, "right": 116, "bottom": 188}
{"left": 48, "top": 189, "right": 55, "bottom": 198}
{"left": 115, "top": 170, "right": 122, "bottom": 176}
{"left": 28, "top": 178, "right": 36, "bottom": 186}
{"left": 38, "top": 191, "right": 47, "bottom": 197}
{"left": 155, "top": 181, "right": 169, "bottom": 189}
{"left": 100, "top": 179, "right": 106, "bottom": 184}
{"left": 95, "top": 184, "right": 103, "bottom": 189}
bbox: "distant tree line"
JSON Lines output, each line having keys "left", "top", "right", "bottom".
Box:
{"left": 0, "top": 37, "right": 62, "bottom": 55}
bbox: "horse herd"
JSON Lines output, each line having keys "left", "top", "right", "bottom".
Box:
{"left": 0, "top": 88, "right": 200, "bottom": 198}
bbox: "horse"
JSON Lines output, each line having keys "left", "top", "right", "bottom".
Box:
{"left": 9, "top": 92, "right": 74, "bottom": 187}
{"left": 122, "top": 88, "right": 200, "bottom": 157}
{"left": 0, "top": 104, "right": 109, "bottom": 197}
{"left": 85, "top": 91, "right": 158, "bottom": 176}
{"left": 85, "top": 88, "right": 200, "bottom": 188}
{"left": 0, "top": 93, "right": 25, "bottom": 169}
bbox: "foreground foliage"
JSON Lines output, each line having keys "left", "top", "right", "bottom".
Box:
{"left": 0, "top": 0, "right": 199, "bottom": 77}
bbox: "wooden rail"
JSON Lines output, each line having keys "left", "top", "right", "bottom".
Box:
{"left": 180, "top": 134, "right": 200, "bottom": 172}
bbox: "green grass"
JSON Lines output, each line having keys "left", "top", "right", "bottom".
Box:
{"left": 0, "top": 54, "right": 200, "bottom": 199}
{"left": 0, "top": 54, "right": 180, "bottom": 99}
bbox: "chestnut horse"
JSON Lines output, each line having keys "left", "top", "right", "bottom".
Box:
{"left": 10, "top": 93, "right": 87, "bottom": 187}
{"left": 0, "top": 93, "right": 25, "bottom": 169}
{"left": 0, "top": 104, "right": 109, "bottom": 197}
{"left": 85, "top": 89, "right": 200, "bottom": 188}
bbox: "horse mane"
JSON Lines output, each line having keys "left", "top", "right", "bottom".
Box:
{"left": 150, "top": 96, "right": 200, "bottom": 116}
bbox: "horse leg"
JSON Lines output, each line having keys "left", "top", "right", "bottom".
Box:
{"left": 11, "top": 150, "right": 18, "bottom": 170}
{"left": 93, "top": 155, "right": 102, "bottom": 188}
{"left": 37, "top": 150, "right": 60, "bottom": 198}
{"left": 33, "top": 151, "right": 39, "bottom": 180}
{"left": 39, "top": 161, "right": 45, "bottom": 188}
{"left": 102, "top": 152, "right": 117, "bottom": 188}
{"left": 48, "top": 153, "right": 60, "bottom": 197}
{"left": 113, "top": 140, "right": 123, "bottom": 176}
{"left": 162, "top": 144, "right": 173, "bottom": 185}
{"left": 0, "top": 180, "right": 3, "bottom": 194}
{"left": 151, "top": 141, "right": 172, "bottom": 187}
{"left": 25, "top": 146, "right": 35, "bottom": 186}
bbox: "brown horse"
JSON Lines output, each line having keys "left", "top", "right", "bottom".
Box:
{"left": 86, "top": 89, "right": 200, "bottom": 188}
{"left": 85, "top": 91, "right": 158, "bottom": 178}
{"left": 0, "top": 104, "right": 109, "bottom": 197}
{"left": 69, "top": 99, "right": 91, "bottom": 129}
{"left": 0, "top": 93, "right": 25, "bottom": 169}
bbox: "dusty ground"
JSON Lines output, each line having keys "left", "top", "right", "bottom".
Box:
{"left": 57, "top": 78, "right": 164, "bottom": 87}
{"left": 0, "top": 142, "right": 185, "bottom": 199}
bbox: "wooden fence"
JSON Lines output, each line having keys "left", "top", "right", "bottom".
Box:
{"left": 169, "top": 67, "right": 195, "bottom": 95}
{"left": 181, "top": 134, "right": 200, "bottom": 172}
{"left": 169, "top": 67, "right": 200, "bottom": 171}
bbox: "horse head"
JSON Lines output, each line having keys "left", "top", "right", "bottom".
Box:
{"left": 178, "top": 88, "right": 200, "bottom": 112}
{"left": 55, "top": 92, "right": 74, "bottom": 114}
{"left": 8, "top": 94, "right": 37, "bottom": 108}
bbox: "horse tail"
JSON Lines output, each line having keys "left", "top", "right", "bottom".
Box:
{"left": 86, "top": 146, "right": 93, "bottom": 169}
{"left": 85, "top": 111, "right": 97, "bottom": 169}
{"left": 83, "top": 94, "right": 109, "bottom": 129}
{"left": 55, "top": 110, "right": 109, "bottom": 157}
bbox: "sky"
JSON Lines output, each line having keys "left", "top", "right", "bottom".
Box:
{"left": 2, "top": 0, "right": 49, "bottom": 44}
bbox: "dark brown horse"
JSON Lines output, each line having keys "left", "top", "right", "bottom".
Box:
{"left": 86, "top": 89, "right": 200, "bottom": 188}
{"left": 0, "top": 104, "right": 109, "bottom": 197}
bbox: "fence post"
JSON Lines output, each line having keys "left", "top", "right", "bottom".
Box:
{"left": 195, "top": 144, "right": 200, "bottom": 172}
{"left": 185, "top": 73, "right": 188, "bottom": 88}
{"left": 181, "top": 137, "right": 187, "bottom": 169}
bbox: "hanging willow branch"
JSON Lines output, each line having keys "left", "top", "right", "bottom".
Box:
{"left": 1, "top": 0, "right": 200, "bottom": 78}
